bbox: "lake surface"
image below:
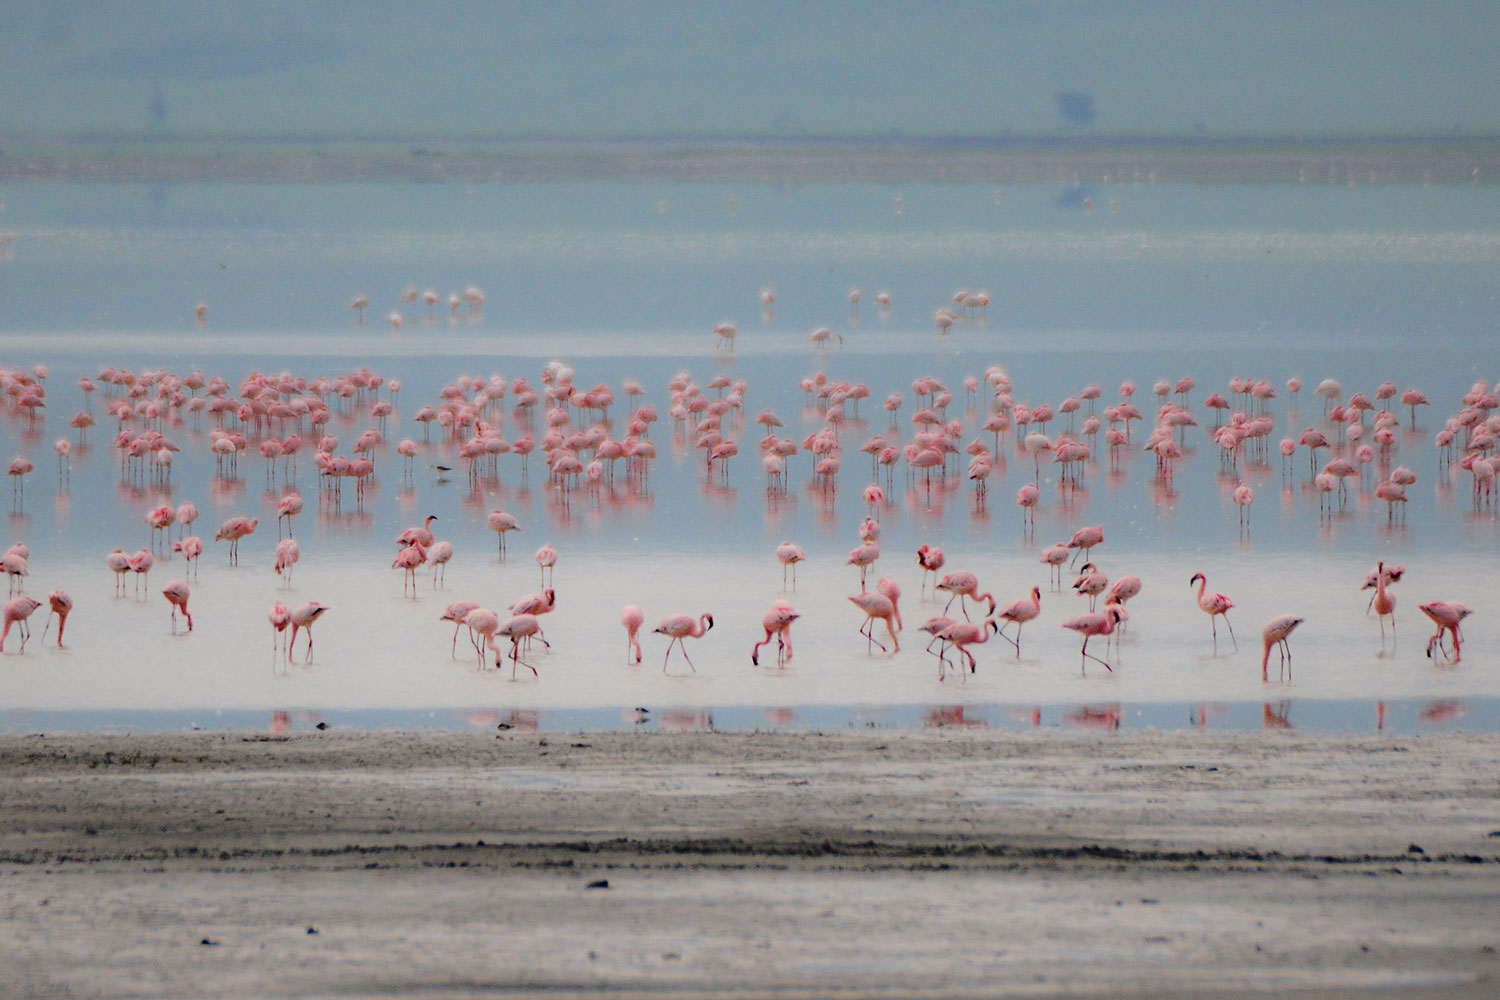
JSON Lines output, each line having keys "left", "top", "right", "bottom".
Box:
{"left": 0, "top": 173, "right": 1495, "bottom": 733}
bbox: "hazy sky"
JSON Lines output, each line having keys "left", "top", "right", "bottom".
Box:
{"left": 3, "top": 2, "right": 1498, "bottom": 139}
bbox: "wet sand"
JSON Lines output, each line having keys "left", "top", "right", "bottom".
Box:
{"left": 2, "top": 729, "right": 1498, "bottom": 998}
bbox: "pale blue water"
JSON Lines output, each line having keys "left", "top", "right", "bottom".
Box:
{"left": 0, "top": 176, "right": 1496, "bottom": 733}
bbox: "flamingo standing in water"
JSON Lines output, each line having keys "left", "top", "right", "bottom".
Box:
{"left": 849, "top": 577, "right": 901, "bottom": 652}
{"left": 1066, "top": 524, "right": 1103, "bottom": 568}
{"left": 1060, "top": 605, "right": 1125, "bottom": 672}
{"left": 269, "top": 601, "right": 291, "bottom": 658}
{"left": 107, "top": 548, "right": 131, "bottom": 595}
{"left": 996, "top": 586, "right": 1041, "bottom": 655}
{"left": 776, "top": 541, "right": 805, "bottom": 588}
{"left": 1371, "top": 560, "right": 1397, "bottom": 642}
{"left": 0, "top": 595, "right": 42, "bottom": 651}
{"left": 916, "top": 543, "right": 945, "bottom": 598}
{"left": 935, "top": 571, "right": 995, "bottom": 621}
{"left": 162, "top": 580, "right": 192, "bottom": 633}
{"left": 487, "top": 509, "right": 519, "bottom": 558}
{"left": 495, "top": 614, "right": 548, "bottom": 678}
{"left": 274, "top": 538, "right": 300, "bottom": 586}
{"left": 621, "top": 604, "right": 644, "bottom": 663}
{"left": 215, "top": 516, "right": 257, "bottom": 566}
{"left": 1420, "top": 601, "right": 1472, "bottom": 661}
{"left": 933, "top": 617, "right": 998, "bottom": 679}
{"left": 440, "top": 600, "right": 481, "bottom": 658}
{"left": 751, "top": 600, "right": 799, "bottom": 666}
{"left": 654, "top": 612, "right": 714, "bottom": 673}
{"left": 41, "top": 589, "right": 72, "bottom": 646}
{"left": 288, "top": 601, "right": 328, "bottom": 662}
{"left": 1260, "top": 614, "right": 1303, "bottom": 682}
{"left": 535, "top": 543, "right": 557, "bottom": 587}
{"left": 1189, "top": 572, "right": 1237, "bottom": 650}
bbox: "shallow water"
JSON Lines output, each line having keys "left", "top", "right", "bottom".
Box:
{"left": 0, "top": 178, "right": 1495, "bottom": 733}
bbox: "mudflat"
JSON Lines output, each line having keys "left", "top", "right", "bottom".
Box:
{"left": 1, "top": 729, "right": 1497, "bottom": 998}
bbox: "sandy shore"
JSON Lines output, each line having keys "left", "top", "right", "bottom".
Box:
{"left": 1, "top": 729, "right": 1498, "bottom": 998}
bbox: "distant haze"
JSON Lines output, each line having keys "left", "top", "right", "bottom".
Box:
{"left": 3, "top": 1, "right": 1498, "bottom": 140}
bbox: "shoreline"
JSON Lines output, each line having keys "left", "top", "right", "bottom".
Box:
{"left": 4, "top": 134, "right": 1500, "bottom": 184}
{"left": 3, "top": 730, "right": 1498, "bottom": 997}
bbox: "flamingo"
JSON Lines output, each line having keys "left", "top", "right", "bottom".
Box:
{"left": 288, "top": 601, "right": 329, "bottom": 662}
{"left": 1040, "top": 543, "right": 1070, "bottom": 588}
{"left": 1066, "top": 524, "right": 1103, "bottom": 568}
{"left": 621, "top": 604, "right": 644, "bottom": 663}
{"left": 1420, "top": 601, "right": 1472, "bottom": 661}
{"left": 849, "top": 577, "right": 901, "bottom": 652}
{"left": 107, "top": 547, "right": 131, "bottom": 595}
{"left": 440, "top": 600, "right": 481, "bottom": 658}
{"left": 495, "top": 614, "right": 548, "bottom": 678}
{"left": 1189, "top": 572, "right": 1237, "bottom": 650}
{"left": 128, "top": 547, "right": 154, "bottom": 596}
{"left": 276, "top": 491, "right": 304, "bottom": 537}
{"left": 1372, "top": 560, "right": 1397, "bottom": 641}
{"left": 392, "top": 540, "right": 427, "bottom": 595}
{"left": 1260, "top": 614, "right": 1303, "bottom": 682}
{"left": 1071, "top": 563, "right": 1108, "bottom": 611}
{"left": 847, "top": 542, "right": 880, "bottom": 590}
{"left": 916, "top": 543, "right": 945, "bottom": 598}
{"left": 487, "top": 509, "right": 519, "bottom": 558}
{"left": 40, "top": 589, "right": 72, "bottom": 647}
{"left": 996, "top": 586, "right": 1041, "bottom": 655}
{"left": 654, "top": 612, "right": 714, "bottom": 673}
{"left": 397, "top": 513, "right": 437, "bottom": 548}
{"left": 535, "top": 543, "right": 557, "bottom": 587}
{"left": 173, "top": 536, "right": 203, "bottom": 578}
{"left": 0, "top": 549, "right": 26, "bottom": 594}
{"left": 776, "top": 541, "right": 805, "bottom": 588}
{"left": 426, "top": 539, "right": 454, "bottom": 585}
{"left": 215, "top": 516, "right": 257, "bottom": 565}
{"left": 1060, "top": 605, "right": 1126, "bottom": 672}
{"left": 933, "top": 617, "right": 998, "bottom": 679}
{"left": 461, "top": 608, "right": 500, "bottom": 669}
{"left": 935, "top": 571, "right": 995, "bottom": 621}
{"left": 162, "top": 580, "right": 192, "bottom": 633}
{"left": 269, "top": 601, "right": 291, "bottom": 658}
{"left": 1361, "top": 563, "right": 1403, "bottom": 614}
{"left": 751, "top": 600, "right": 800, "bottom": 666}
{"left": 274, "top": 538, "right": 300, "bottom": 585}
{"left": 0, "top": 595, "right": 42, "bottom": 651}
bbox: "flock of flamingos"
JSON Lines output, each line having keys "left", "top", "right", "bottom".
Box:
{"left": 0, "top": 322, "right": 1489, "bottom": 689}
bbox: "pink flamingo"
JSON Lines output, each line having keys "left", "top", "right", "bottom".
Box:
{"left": 1189, "top": 572, "right": 1237, "bottom": 649}
{"left": 428, "top": 539, "right": 454, "bottom": 585}
{"left": 440, "top": 600, "right": 481, "bottom": 658}
{"left": 996, "top": 586, "right": 1041, "bottom": 655}
{"left": 933, "top": 617, "right": 998, "bottom": 679}
{"left": 1420, "top": 601, "right": 1472, "bottom": 661}
{"left": 172, "top": 535, "right": 202, "bottom": 578}
{"left": 392, "top": 539, "right": 427, "bottom": 595}
{"left": 487, "top": 509, "right": 519, "bottom": 558}
{"left": 535, "top": 543, "right": 557, "bottom": 587}
{"left": 397, "top": 514, "right": 437, "bottom": 548}
{"left": 288, "top": 601, "right": 328, "bottom": 662}
{"left": 128, "top": 547, "right": 154, "bottom": 597}
{"left": 1060, "top": 605, "right": 1126, "bottom": 672}
{"left": 274, "top": 538, "right": 300, "bottom": 586}
{"left": 269, "top": 601, "right": 291, "bottom": 658}
{"left": 41, "top": 590, "right": 72, "bottom": 647}
{"left": 1072, "top": 563, "right": 1108, "bottom": 611}
{"left": 162, "top": 580, "right": 192, "bottom": 633}
{"left": 935, "top": 570, "right": 995, "bottom": 621}
{"left": 849, "top": 577, "right": 901, "bottom": 652}
{"left": 751, "top": 600, "right": 800, "bottom": 666}
{"left": 776, "top": 541, "right": 805, "bottom": 588}
{"left": 495, "top": 614, "right": 548, "bottom": 677}
{"left": 107, "top": 547, "right": 131, "bottom": 595}
{"left": 621, "top": 604, "right": 644, "bottom": 663}
{"left": 847, "top": 542, "right": 880, "bottom": 590}
{"left": 276, "top": 492, "right": 304, "bottom": 537}
{"left": 0, "top": 595, "right": 42, "bottom": 651}
{"left": 1371, "top": 560, "right": 1397, "bottom": 642}
{"left": 916, "top": 543, "right": 945, "bottom": 598}
{"left": 1040, "top": 543, "right": 1069, "bottom": 588}
{"left": 1361, "top": 563, "right": 1403, "bottom": 614}
{"left": 1016, "top": 483, "right": 1039, "bottom": 532}
{"left": 1261, "top": 614, "right": 1303, "bottom": 682}
{"left": 215, "top": 516, "right": 257, "bottom": 565}
{"left": 654, "top": 612, "right": 714, "bottom": 673}
{"left": 1066, "top": 524, "right": 1103, "bottom": 568}
{"left": 461, "top": 608, "right": 499, "bottom": 668}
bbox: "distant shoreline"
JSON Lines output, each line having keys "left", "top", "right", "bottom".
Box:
{"left": 4, "top": 133, "right": 1500, "bottom": 184}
